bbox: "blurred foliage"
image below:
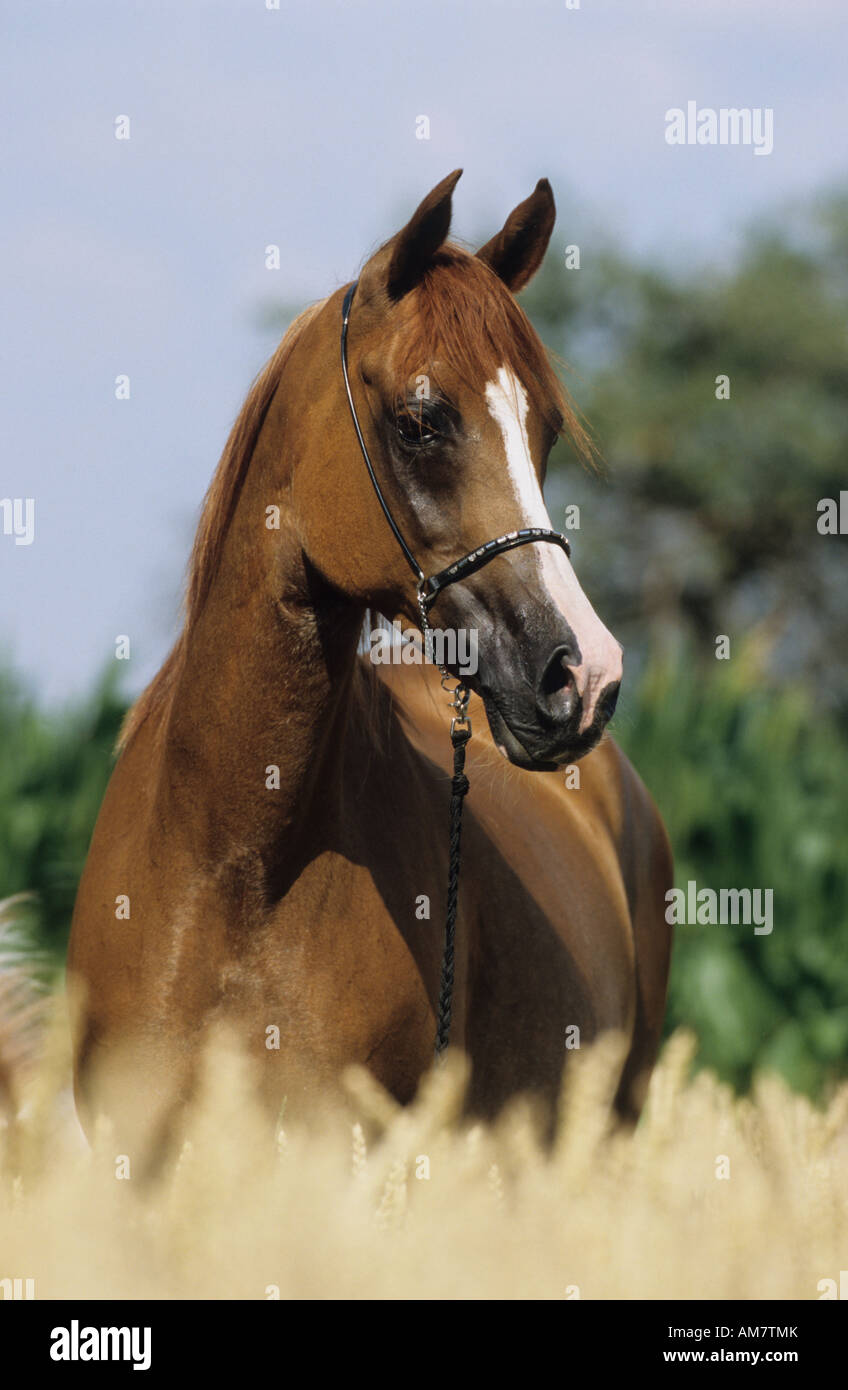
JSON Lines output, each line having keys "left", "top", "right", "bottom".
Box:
{"left": 523, "top": 189, "right": 848, "bottom": 712}
{"left": 0, "top": 666, "right": 124, "bottom": 968}
{"left": 615, "top": 641, "right": 848, "bottom": 1100}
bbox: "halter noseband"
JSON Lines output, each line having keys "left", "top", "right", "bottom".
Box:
{"left": 340, "top": 281, "right": 571, "bottom": 622}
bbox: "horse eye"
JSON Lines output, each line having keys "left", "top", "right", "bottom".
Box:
{"left": 396, "top": 411, "right": 437, "bottom": 446}
{"left": 395, "top": 397, "right": 450, "bottom": 448}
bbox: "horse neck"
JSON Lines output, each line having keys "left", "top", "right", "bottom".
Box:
{"left": 159, "top": 368, "right": 365, "bottom": 866}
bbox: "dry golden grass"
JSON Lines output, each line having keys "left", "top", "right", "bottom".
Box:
{"left": 1, "top": 997, "right": 846, "bottom": 1301}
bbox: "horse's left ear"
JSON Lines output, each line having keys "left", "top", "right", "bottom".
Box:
{"left": 476, "top": 179, "right": 556, "bottom": 292}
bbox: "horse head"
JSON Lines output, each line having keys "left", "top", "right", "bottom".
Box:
{"left": 291, "top": 171, "right": 623, "bottom": 770}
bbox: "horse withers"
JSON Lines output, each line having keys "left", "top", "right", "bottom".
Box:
{"left": 67, "top": 172, "right": 673, "bottom": 1166}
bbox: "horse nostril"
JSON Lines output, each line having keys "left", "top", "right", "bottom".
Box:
{"left": 540, "top": 652, "right": 572, "bottom": 699}
{"left": 537, "top": 648, "right": 578, "bottom": 721}
{"left": 598, "top": 681, "right": 621, "bottom": 723}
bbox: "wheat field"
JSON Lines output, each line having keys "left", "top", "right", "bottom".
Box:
{"left": 1, "top": 991, "right": 846, "bottom": 1303}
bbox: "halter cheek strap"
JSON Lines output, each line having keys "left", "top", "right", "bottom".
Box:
{"left": 341, "top": 283, "right": 423, "bottom": 584}
{"left": 340, "top": 280, "right": 571, "bottom": 615}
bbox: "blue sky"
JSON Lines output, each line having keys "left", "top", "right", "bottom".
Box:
{"left": 2, "top": 0, "right": 846, "bottom": 703}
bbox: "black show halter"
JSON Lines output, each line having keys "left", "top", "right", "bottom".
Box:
{"left": 340, "top": 280, "right": 571, "bottom": 1057}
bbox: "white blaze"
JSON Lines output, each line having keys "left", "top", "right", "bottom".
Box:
{"left": 484, "top": 366, "right": 622, "bottom": 730}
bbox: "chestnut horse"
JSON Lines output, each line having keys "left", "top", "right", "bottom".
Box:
{"left": 67, "top": 172, "right": 672, "bottom": 1164}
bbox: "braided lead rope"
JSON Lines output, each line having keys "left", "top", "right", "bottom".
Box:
{"left": 434, "top": 720, "right": 471, "bottom": 1058}
{"left": 416, "top": 584, "right": 472, "bottom": 1058}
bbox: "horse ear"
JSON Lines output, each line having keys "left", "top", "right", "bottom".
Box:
{"left": 360, "top": 170, "right": 462, "bottom": 305}
{"left": 476, "top": 179, "right": 556, "bottom": 292}
{"left": 387, "top": 168, "right": 462, "bottom": 299}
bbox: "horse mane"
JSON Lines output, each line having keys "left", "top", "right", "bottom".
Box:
{"left": 117, "top": 300, "right": 325, "bottom": 752}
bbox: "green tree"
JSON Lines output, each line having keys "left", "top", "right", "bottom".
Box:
{"left": 523, "top": 190, "right": 848, "bottom": 712}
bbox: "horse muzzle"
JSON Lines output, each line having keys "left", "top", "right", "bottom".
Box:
{"left": 470, "top": 629, "right": 623, "bottom": 771}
